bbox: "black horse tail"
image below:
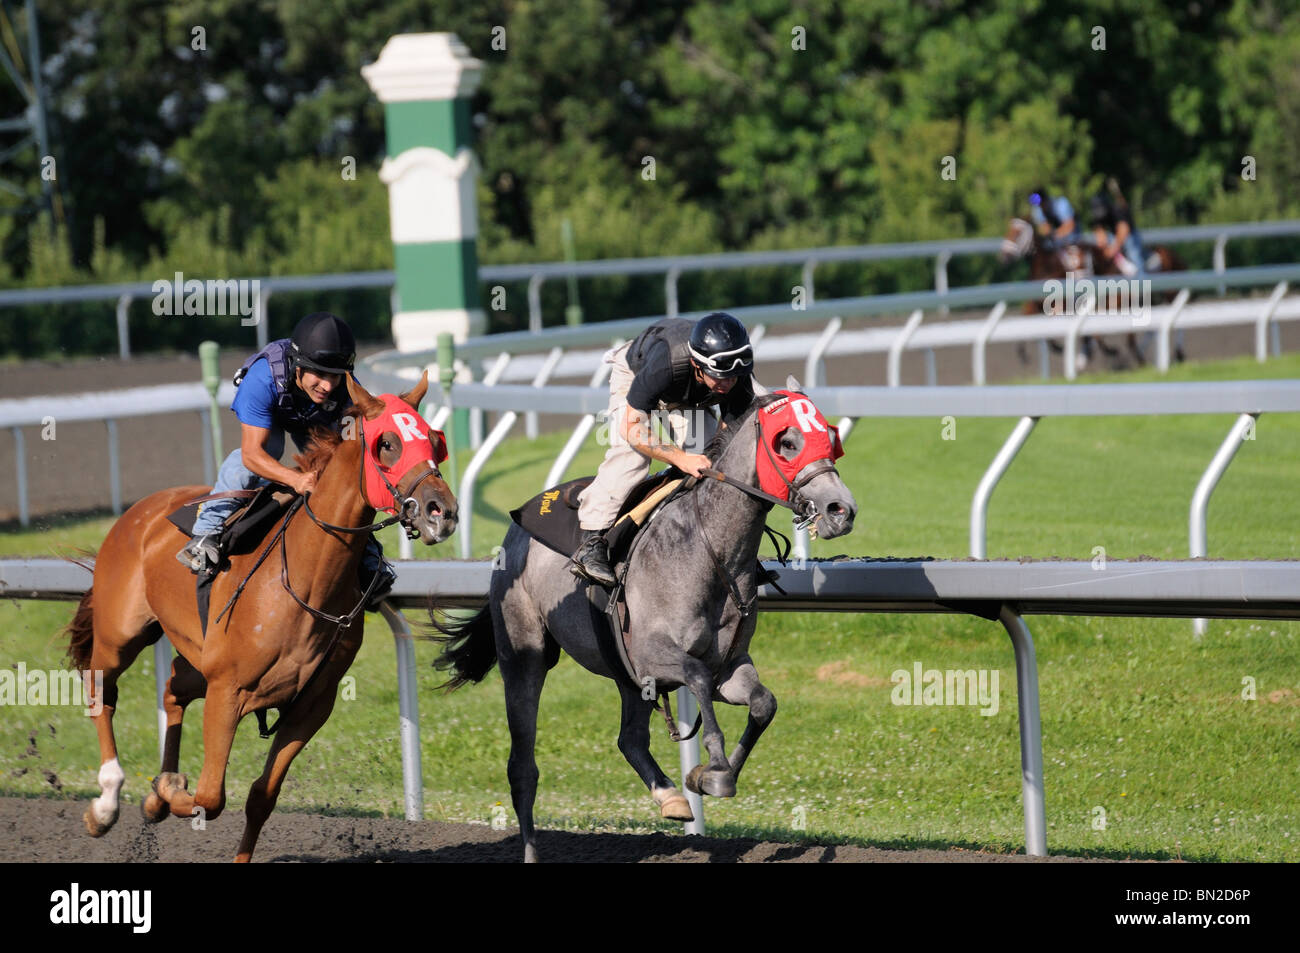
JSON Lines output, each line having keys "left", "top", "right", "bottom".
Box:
{"left": 426, "top": 601, "right": 498, "bottom": 691}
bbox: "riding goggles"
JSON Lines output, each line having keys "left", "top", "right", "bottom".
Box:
{"left": 688, "top": 343, "right": 754, "bottom": 377}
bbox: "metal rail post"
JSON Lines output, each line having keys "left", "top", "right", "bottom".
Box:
{"left": 525, "top": 346, "right": 565, "bottom": 440}
{"left": 115, "top": 294, "right": 132, "bottom": 359}
{"left": 972, "top": 301, "right": 1007, "bottom": 386}
{"left": 666, "top": 266, "right": 681, "bottom": 319}
{"left": 1190, "top": 413, "right": 1258, "bottom": 636}
{"left": 805, "top": 317, "right": 842, "bottom": 388}
{"left": 380, "top": 603, "right": 424, "bottom": 821}
{"left": 971, "top": 416, "right": 1038, "bottom": 558}
{"left": 544, "top": 357, "right": 614, "bottom": 489}
{"left": 677, "top": 687, "right": 704, "bottom": 835}
{"left": 999, "top": 605, "right": 1047, "bottom": 857}
{"left": 887, "top": 310, "right": 924, "bottom": 387}
{"left": 527, "top": 274, "right": 545, "bottom": 332}
{"left": 106, "top": 419, "right": 122, "bottom": 515}
{"left": 1255, "top": 282, "right": 1287, "bottom": 362}
{"left": 255, "top": 287, "right": 271, "bottom": 349}
{"left": 458, "top": 411, "right": 519, "bottom": 559}
{"left": 12, "top": 427, "right": 28, "bottom": 526}
{"left": 153, "top": 642, "right": 170, "bottom": 763}
{"left": 1156, "top": 288, "right": 1190, "bottom": 373}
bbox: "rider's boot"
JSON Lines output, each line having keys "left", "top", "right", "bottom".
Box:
{"left": 570, "top": 528, "right": 616, "bottom": 587}
{"left": 359, "top": 537, "right": 397, "bottom": 611}
{"left": 359, "top": 560, "right": 398, "bottom": 611}
{"left": 176, "top": 534, "right": 222, "bottom": 575}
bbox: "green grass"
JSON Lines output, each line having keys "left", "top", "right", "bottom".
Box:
{"left": 1, "top": 351, "right": 1297, "bottom": 860}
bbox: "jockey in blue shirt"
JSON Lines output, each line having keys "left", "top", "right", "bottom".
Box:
{"left": 1028, "top": 185, "right": 1080, "bottom": 250}
{"left": 177, "top": 311, "right": 395, "bottom": 608}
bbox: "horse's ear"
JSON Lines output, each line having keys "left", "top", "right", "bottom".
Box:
{"left": 345, "top": 374, "right": 387, "bottom": 420}
{"left": 785, "top": 375, "right": 804, "bottom": 393}
{"left": 399, "top": 369, "right": 429, "bottom": 411}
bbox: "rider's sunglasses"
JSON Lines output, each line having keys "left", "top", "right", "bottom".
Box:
{"left": 689, "top": 343, "right": 753, "bottom": 376}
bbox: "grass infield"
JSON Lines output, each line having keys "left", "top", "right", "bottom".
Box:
{"left": 1, "top": 353, "right": 1296, "bottom": 860}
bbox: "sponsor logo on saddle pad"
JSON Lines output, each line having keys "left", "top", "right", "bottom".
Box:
{"left": 539, "top": 489, "right": 560, "bottom": 515}
{"left": 49, "top": 883, "right": 151, "bottom": 933}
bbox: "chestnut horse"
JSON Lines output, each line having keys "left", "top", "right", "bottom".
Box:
{"left": 64, "top": 372, "right": 457, "bottom": 862}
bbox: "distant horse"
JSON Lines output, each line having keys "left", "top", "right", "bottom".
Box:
{"left": 64, "top": 372, "right": 457, "bottom": 862}
{"left": 432, "top": 383, "right": 857, "bottom": 862}
{"left": 1000, "top": 217, "right": 1186, "bottom": 369}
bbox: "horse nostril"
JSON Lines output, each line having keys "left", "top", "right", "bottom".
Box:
{"left": 828, "top": 502, "right": 845, "bottom": 518}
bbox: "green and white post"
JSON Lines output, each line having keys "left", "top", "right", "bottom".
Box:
{"left": 362, "top": 33, "right": 485, "bottom": 353}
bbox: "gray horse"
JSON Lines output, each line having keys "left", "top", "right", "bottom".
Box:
{"left": 432, "top": 382, "right": 857, "bottom": 862}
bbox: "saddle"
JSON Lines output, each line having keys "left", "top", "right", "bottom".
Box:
{"left": 166, "top": 485, "right": 298, "bottom": 638}
{"left": 510, "top": 471, "right": 700, "bottom": 739}
{"left": 166, "top": 484, "right": 298, "bottom": 560}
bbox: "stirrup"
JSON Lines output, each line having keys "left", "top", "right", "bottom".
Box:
{"left": 177, "top": 534, "right": 221, "bottom": 574}
{"left": 570, "top": 531, "right": 615, "bottom": 587}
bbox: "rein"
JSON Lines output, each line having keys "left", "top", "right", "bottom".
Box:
{"left": 689, "top": 399, "right": 839, "bottom": 619}
{"left": 216, "top": 414, "right": 444, "bottom": 737}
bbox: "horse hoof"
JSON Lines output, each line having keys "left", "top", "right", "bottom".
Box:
{"left": 657, "top": 792, "right": 695, "bottom": 822}
{"left": 141, "top": 790, "right": 169, "bottom": 824}
{"left": 83, "top": 806, "right": 115, "bottom": 837}
{"left": 684, "top": 766, "right": 736, "bottom": 798}
{"left": 154, "top": 772, "right": 188, "bottom": 800}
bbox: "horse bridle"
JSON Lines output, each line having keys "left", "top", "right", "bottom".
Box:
{"left": 687, "top": 403, "right": 842, "bottom": 619}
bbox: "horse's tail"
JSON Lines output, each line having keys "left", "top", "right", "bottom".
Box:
{"left": 425, "top": 601, "right": 498, "bottom": 691}
{"left": 65, "top": 588, "right": 95, "bottom": 672}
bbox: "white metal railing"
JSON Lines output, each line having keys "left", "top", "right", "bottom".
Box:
{"left": 5, "top": 269, "right": 1298, "bottom": 527}
{"left": 4, "top": 220, "right": 1299, "bottom": 356}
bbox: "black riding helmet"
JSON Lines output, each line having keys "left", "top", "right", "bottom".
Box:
{"left": 688, "top": 311, "right": 753, "bottom": 379}
{"left": 290, "top": 312, "right": 355, "bottom": 375}
{"left": 1088, "top": 192, "right": 1112, "bottom": 223}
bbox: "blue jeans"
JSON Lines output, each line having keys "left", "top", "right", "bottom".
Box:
{"left": 193, "top": 449, "right": 384, "bottom": 570}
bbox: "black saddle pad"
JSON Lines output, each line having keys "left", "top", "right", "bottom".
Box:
{"left": 166, "top": 484, "right": 296, "bottom": 557}
{"left": 509, "top": 470, "right": 683, "bottom": 560}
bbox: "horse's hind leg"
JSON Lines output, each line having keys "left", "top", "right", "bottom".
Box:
{"left": 142, "top": 654, "right": 206, "bottom": 823}
{"left": 715, "top": 657, "right": 777, "bottom": 782}
{"left": 82, "top": 615, "right": 161, "bottom": 838}
{"left": 501, "top": 638, "right": 549, "bottom": 864}
{"left": 158, "top": 684, "right": 239, "bottom": 828}
{"left": 614, "top": 682, "right": 693, "bottom": 822}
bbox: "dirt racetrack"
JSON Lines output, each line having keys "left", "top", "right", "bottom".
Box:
{"left": 0, "top": 795, "right": 1108, "bottom": 862}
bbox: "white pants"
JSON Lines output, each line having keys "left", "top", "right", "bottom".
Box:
{"left": 577, "top": 343, "right": 718, "bottom": 531}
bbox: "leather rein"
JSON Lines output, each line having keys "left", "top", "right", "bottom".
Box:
{"left": 691, "top": 408, "right": 840, "bottom": 619}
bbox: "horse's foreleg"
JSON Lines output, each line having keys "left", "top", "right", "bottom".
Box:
{"left": 236, "top": 681, "right": 343, "bottom": 863}
{"left": 143, "top": 654, "right": 205, "bottom": 824}
{"left": 681, "top": 659, "right": 736, "bottom": 798}
{"left": 715, "top": 658, "right": 777, "bottom": 782}
{"left": 614, "top": 683, "right": 693, "bottom": 822}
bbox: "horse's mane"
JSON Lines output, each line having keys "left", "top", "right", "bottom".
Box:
{"left": 292, "top": 403, "right": 361, "bottom": 476}
{"left": 703, "top": 391, "right": 783, "bottom": 462}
